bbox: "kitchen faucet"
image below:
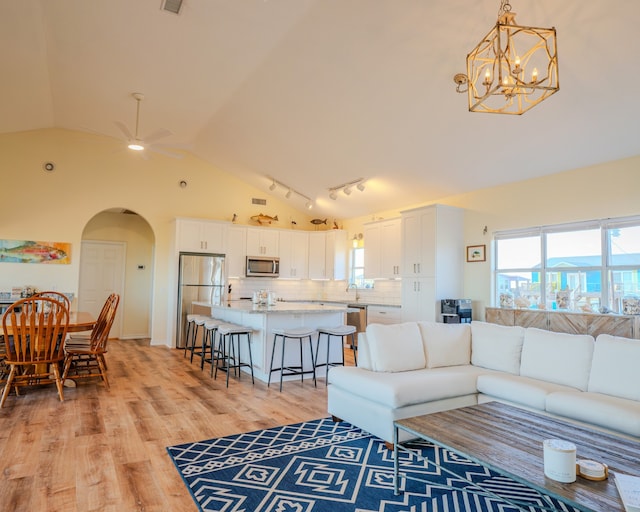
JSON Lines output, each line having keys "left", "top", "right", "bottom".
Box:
{"left": 346, "top": 282, "right": 361, "bottom": 301}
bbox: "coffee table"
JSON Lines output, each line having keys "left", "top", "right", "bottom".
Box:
{"left": 393, "top": 402, "right": 640, "bottom": 511}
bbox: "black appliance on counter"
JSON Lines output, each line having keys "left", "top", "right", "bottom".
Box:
{"left": 441, "top": 299, "right": 472, "bottom": 323}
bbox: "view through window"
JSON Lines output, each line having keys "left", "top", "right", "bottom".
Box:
{"left": 495, "top": 217, "right": 640, "bottom": 314}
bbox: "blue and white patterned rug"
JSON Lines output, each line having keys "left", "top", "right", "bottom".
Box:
{"left": 167, "top": 418, "right": 579, "bottom": 512}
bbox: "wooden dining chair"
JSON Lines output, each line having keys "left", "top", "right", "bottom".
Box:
{"left": 35, "top": 291, "right": 71, "bottom": 311}
{"left": 62, "top": 293, "right": 119, "bottom": 389}
{"left": 0, "top": 296, "right": 70, "bottom": 408}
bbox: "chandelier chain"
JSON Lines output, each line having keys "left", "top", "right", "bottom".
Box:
{"left": 498, "top": 0, "right": 512, "bottom": 17}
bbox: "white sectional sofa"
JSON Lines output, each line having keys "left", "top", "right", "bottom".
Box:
{"left": 327, "top": 321, "right": 640, "bottom": 443}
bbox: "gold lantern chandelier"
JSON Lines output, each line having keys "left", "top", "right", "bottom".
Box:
{"left": 453, "top": 0, "right": 559, "bottom": 115}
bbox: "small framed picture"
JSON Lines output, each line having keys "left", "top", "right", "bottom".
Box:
{"left": 466, "top": 244, "right": 486, "bottom": 262}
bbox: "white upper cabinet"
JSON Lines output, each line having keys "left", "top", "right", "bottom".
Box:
{"left": 279, "top": 230, "right": 309, "bottom": 279}
{"left": 227, "top": 225, "right": 247, "bottom": 278}
{"left": 364, "top": 218, "right": 401, "bottom": 279}
{"left": 176, "top": 218, "right": 228, "bottom": 254}
{"left": 246, "top": 228, "right": 279, "bottom": 257}
{"left": 308, "top": 230, "right": 347, "bottom": 280}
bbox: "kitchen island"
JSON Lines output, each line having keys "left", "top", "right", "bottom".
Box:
{"left": 204, "top": 301, "right": 350, "bottom": 383}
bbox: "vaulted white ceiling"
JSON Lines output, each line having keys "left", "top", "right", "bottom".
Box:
{"left": 2, "top": 0, "right": 639, "bottom": 219}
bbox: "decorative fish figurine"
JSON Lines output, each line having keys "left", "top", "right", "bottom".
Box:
{"left": 250, "top": 213, "right": 279, "bottom": 225}
{"left": 310, "top": 218, "right": 327, "bottom": 225}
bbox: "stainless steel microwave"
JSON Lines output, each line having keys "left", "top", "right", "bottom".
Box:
{"left": 246, "top": 256, "right": 280, "bottom": 277}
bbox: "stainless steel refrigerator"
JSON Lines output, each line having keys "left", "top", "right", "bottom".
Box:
{"left": 176, "top": 252, "right": 225, "bottom": 348}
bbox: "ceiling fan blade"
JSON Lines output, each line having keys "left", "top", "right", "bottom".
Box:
{"left": 149, "top": 146, "right": 185, "bottom": 159}
{"left": 115, "top": 121, "right": 133, "bottom": 140}
{"left": 144, "top": 128, "right": 172, "bottom": 145}
{"left": 153, "top": 141, "right": 194, "bottom": 151}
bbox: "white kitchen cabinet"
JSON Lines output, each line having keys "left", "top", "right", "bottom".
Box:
{"left": 400, "top": 204, "right": 464, "bottom": 322}
{"left": 176, "top": 218, "right": 228, "bottom": 253}
{"left": 279, "top": 230, "right": 309, "bottom": 279}
{"left": 308, "top": 230, "right": 347, "bottom": 280}
{"left": 246, "top": 228, "right": 279, "bottom": 257}
{"left": 367, "top": 305, "right": 402, "bottom": 325}
{"left": 227, "top": 225, "right": 247, "bottom": 278}
{"left": 364, "top": 218, "right": 401, "bottom": 279}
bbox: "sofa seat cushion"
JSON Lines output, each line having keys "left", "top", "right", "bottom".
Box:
{"left": 520, "top": 328, "right": 594, "bottom": 391}
{"left": 546, "top": 391, "right": 640, "bottom": 438}
{"left": 328, "top": 365, "right": 484, "bottom": 409}
{"left": 589, "top": 334, "right": 640, "bottom": 401}
{"left": 477, "top": 373, "right": 580, "bottom": 411}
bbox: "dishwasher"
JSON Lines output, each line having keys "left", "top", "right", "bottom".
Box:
{"left": 346, "top": 304, "right": 367, "bottom": 333}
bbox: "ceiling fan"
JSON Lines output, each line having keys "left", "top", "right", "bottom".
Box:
{"left": 115, "top": 92, "right": 188, "bottom": 159}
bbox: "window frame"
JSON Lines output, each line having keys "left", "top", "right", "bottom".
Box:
{"left": 494, "top": 215, "right": 640, "bottom": 313}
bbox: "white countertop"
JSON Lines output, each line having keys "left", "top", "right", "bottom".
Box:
{"left": 208, "top": 301, "right": 350, "bottom": 314}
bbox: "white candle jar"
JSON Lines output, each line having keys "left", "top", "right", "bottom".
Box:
{"left": 543, "top": 439, "right": 577, "bottom": 483}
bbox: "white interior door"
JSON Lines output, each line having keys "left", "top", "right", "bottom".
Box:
{"left": 78, "top": 241, "right": 125, "bottom": 338}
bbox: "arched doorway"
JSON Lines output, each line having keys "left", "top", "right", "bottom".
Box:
{"left": 79, "top": 208, "right": 155, "bottom": 339}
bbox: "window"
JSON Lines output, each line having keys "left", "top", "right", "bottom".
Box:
{"left": 494, "top": 216, "right": 640, "bottom": 313}
{"left": 350, "top": 247, "right": 374, "bottom": 289}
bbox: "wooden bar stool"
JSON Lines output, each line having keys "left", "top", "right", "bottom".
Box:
{"left": 213, "top": 324, "right": 254, "bottom": 387}
{"left": 315, "top": 325, "right": 357, "bottom": 384}
{"left": 268, "top": 328, "right": 317, "bottom": 392}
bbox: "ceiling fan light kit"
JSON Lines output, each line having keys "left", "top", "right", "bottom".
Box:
{"left": 454, "top": 0, "right": 559, "bottom": 115}
{"left": 116, "top": 92, "right": 185, "bottom": 158}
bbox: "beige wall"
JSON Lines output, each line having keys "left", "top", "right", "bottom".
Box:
{"left": 0, "top": 128, "right": 314, "bottom": 345}
{"left": 344, "top": 155, "right": 640, "bottom": 320}
{"left": 2, "top": 128, "right": 639, "bottom": 341}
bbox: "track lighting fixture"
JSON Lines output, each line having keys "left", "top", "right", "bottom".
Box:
{"left": 327, "top": 178, "right": 367, "bottom": 201}
{"left": 265, "top": 176, "right": 313, "bottom": 209}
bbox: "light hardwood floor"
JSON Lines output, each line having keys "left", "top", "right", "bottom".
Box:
{"left": 0, "top": 339, "right": 355, "bottom": 512}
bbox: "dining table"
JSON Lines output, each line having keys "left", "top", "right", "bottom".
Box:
{"left": 0, "top": 311, "right": 96, "bottom": 336}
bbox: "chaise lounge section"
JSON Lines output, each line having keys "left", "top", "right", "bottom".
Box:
{"left": 327, "top": 320, "right": 640, "bottom": 443}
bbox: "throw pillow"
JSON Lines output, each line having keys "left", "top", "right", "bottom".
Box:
{"left": 471, "top": 321, "right": 525, "bottom": 374}
{"left": 588, "top": 334, "right": 640, "bottom": 400}
{"left": 417, "top": 321, "right": 471, "bottom": 368}
{"left": 520, "top": 328, "right": 594, "bottom": 390}
{"left": 366, "top": 322, "right": 426, "bottom": 372}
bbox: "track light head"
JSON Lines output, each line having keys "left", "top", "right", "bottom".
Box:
{"left": 269, "top": 181, "right": 276, "bottom": 191}
{"left": 329, "top": 190, "right": 338, "bottom": 200}
{"left": 357, "top": 182, "right": 365, "bottom": 192}
{"left": 285, "top": 189, "right": 292, "bottom": 199}
{"left": 343, "top": 187, "right": 352, "bottom": 196}
{"left": 305, "top": 200, "right": 313, "bottom": 209}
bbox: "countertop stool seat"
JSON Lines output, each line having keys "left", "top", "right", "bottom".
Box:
{"left": 184, "top": 314, "right": 208, "bottom": 363}
{"left": 213, "top": 324, "right": 254, "bottom": 387}
{"left": 200, "top": 318, "right": 223, "bottom": 371}
{"left": 315, "top": 325, "right": 357, "bottom": 384}
{"left": 268, "top": 328, "right": 317, "bottom": 392}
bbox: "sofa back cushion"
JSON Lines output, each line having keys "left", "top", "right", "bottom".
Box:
{"left": 471, "top": 321, "right": 525, "bottom": 374}
{"left": 520, "top": 328, "right": 594, "bottom": 390}
{"left": 366, "top": 322, "right": 426, "bottom": 372}
{"left": 589, "top": 334, "right": 640, "bottom": 400}
{"left": 417, "top": 321, "right": 471, "bottom": 368}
